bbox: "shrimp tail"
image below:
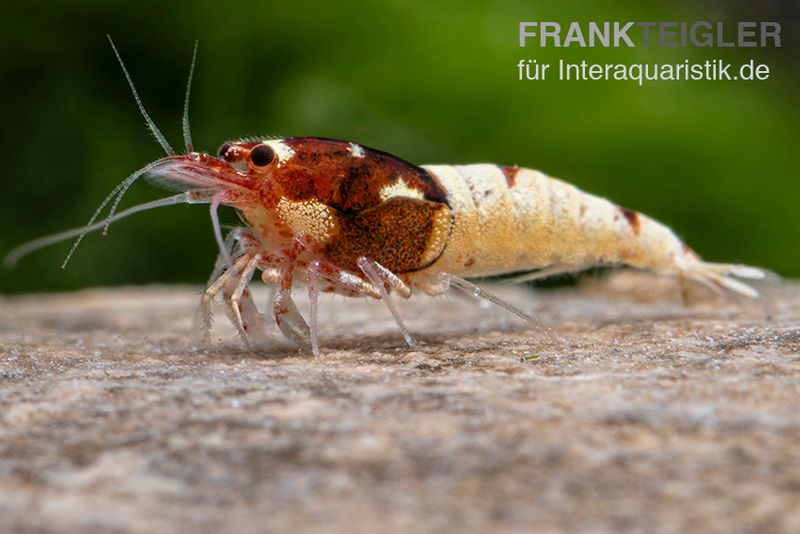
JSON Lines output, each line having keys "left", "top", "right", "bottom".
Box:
{"left": 681, "top": 260, "right": 765, "bottom": 298}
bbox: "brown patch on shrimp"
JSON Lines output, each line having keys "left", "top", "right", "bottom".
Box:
{"left": 501, "top": 166, "right": 520, "bottom": 187}
{"left": 618, "top": 207, "right": 641, "bottom": 235}
{"left": 323, "top": 198, "right": 450, "bottom": 274}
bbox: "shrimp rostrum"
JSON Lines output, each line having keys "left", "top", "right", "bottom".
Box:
{"left": 7, "top": 40, "right": 765, "bottom": 356}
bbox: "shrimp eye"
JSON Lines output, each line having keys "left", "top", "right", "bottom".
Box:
{"left": 249, "top": 144, "right": 275, "bottom": 167}
{"left": 217, "top": 142, "right": 232, "bottom": 160}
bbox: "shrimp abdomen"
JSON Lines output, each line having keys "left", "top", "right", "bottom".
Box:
{"left": 423, "top": 163, "right": 659, "bottom": 277}
{"left": 421, "top": 164, "right": 762, "bottom": 298}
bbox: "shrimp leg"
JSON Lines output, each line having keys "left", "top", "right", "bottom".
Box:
{"left": 272, "top": 287, "right": 311, "bottom": 349}
{"left": 306, "top": 258, "right": 381, "bottom": 357}
{"left": 196, "top": 253, "right": 269, "bottom": 347}
{"left": 272, "top": 234, "right": 388, "bottom": 354}
{"left": 357, "top": 257, "right": 415, "bottom": 347}
{"left": 225, "top": 254, "right": 271, "bottom": 346}
{"left": 436, "top": 272, "right": 555, "bottom": 340}
{"left": 268, "top": 235, "right": 315, "bottom": 349}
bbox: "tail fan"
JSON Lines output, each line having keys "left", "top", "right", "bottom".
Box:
{"left": 684, "top": 262, "right": 765, "bottom": 298}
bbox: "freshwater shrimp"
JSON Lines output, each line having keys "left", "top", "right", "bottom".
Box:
{"left": 7, "top": 39, "right": 765, "bottom": 356}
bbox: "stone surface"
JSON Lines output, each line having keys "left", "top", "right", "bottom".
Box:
{"left": 0, "top": 272, "right": 798, "bottom": 533}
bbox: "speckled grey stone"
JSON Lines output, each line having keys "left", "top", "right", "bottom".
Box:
{"left": 1, "top": 272, "right": 798, "bottom": 533}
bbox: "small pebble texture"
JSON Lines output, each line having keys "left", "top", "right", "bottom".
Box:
{"left": 1, "top": 272, "right": 798, "bottom": 533}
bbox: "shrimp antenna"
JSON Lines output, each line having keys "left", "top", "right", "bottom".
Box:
{"left": 182, "top": 40, "right": 199, "bottom": 153}
{"left": 61, "top": 158, "right": 166, "bottom": 268}
{"left": 4, "top": 192, "right": 197, "bottom": 269}
{"left": 107, "top": 35, "right": 176, "bottom": 156}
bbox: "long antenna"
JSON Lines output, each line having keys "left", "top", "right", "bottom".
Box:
{"left": 61, "top": 158, "right": 167, "bottom": 268}
{"left": 4, "top": 192, "right": 194, "bottom": 269}
{"left": 182, "top": 40, "right": 199, "bottom": 153}
{"left": 107, "top": 35, "right": 175, "bottom": 156}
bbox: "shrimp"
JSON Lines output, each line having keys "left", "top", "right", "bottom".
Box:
{"left": 6, "top": 39, "right": 765, "bottom": 356}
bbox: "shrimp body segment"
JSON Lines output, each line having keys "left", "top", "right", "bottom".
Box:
{"left": 154, "top": 137, "right": 762, "bottom": 354}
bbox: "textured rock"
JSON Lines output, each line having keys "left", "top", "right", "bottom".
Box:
{"left": 1, "top": 272, "right": 798, "bottom": 532}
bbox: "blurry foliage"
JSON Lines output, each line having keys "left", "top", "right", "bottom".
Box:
{"left": 1, "top": 0, "right": 798, "bottom": 294}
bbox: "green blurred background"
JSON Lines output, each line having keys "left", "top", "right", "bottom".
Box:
{"left": 2, "top": 0, "right": 798, "bottom": 294}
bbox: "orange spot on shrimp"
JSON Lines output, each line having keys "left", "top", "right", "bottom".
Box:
{"left": 501, "top": 166, "right": 520, "bottom": 187}
{"left": 618, "top": 206, "right": 641, "bottom": 235}
{"left": 683, "top": 244, "right": 701, "bottom": 260}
